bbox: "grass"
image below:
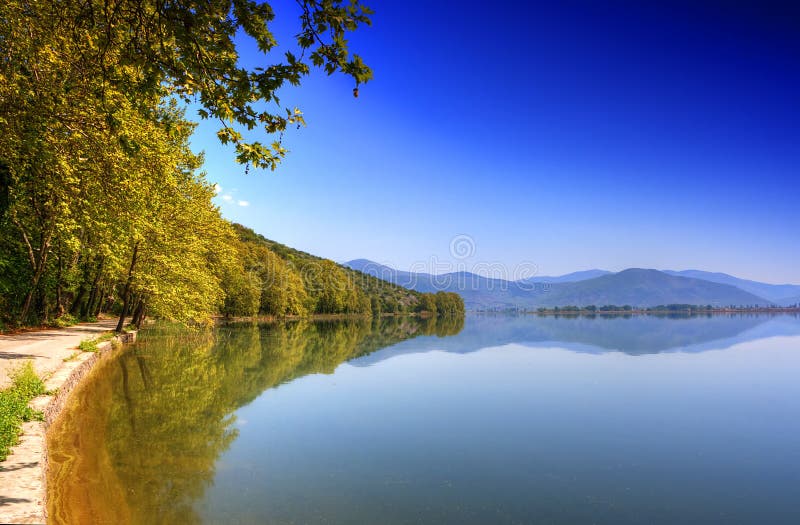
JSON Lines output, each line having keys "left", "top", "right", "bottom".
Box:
{"left": 63, "top": 351, "right": 80, "bottom": 362}
{"left": 0, "top": 362, "right": 46, "bottom": 461}
{"left": 77, "top": 331, "right": 116, "bottom": 353}
{"left": 77, "top": 339, "right": 98, "bottom": 352}
{"left": 96, "top": 332, "right": 116, "bottom": 343}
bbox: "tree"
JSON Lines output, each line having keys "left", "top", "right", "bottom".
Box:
{"left": 250, "top": 247, "right": 310, "bottom": 317}
{"left": 0, "top": 1, "right": 375, "bottom": 327}
{"left": 416, "top": 294, "right": 438, "bottom": 316}
{"left": 2, "top": 0, "right": 373, "bottom": 171}
{"left": 433, "top": 291, "right": 465, "bottom": 317}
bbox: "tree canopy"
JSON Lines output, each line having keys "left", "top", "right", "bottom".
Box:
{"left": 0, "top": 0, "right": 378, "bottom": 328}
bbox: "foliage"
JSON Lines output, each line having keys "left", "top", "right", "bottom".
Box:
{"left": 0, "top": 0, "right": 373, "bottom": 329}
{"left": 0, "top": 362, "right": 45, "bottom": 460}
{"left": 52, "top": 314, "right": 79, "bottom": 328}
{"left": 433, "top": 291, "right": 466, "bottom": 317}
{"left": 228, "top": 224, "right": 465, "bottom": 318}
{"left": 78, "top": 339, "right": 99, "bottom": 353}
{"left": 416, "top": 294, "right": 437, "bottom": 315}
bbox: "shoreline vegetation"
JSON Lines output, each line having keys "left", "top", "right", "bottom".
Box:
{"left": 0, "top": 221, "right": 465, "bottom": 335}
{"left": 222, "top": 224, "right": 466, "bottom": 321}
{"left": 482, "top": 305, "right": 800, "bottom": 315}
{"left": 219, "top": 310, "right": 446, "bottom": 324}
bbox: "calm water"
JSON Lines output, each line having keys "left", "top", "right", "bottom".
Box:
{"left": 48, "top": 314, "right": 800, "bottom": 524}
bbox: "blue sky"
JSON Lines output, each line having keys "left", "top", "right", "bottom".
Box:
{"left": 192, "top": 0, "right": 800, "bottom": 284}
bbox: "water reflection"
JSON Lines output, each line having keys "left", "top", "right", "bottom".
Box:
{"left": 354, "top": 313, "right": 800, "bottom": 366}
{"left": 46, "top": 313, "right": 799, "bottom": 524}
{"left": 47, "top": 316, "right": 462, "bottom": 524}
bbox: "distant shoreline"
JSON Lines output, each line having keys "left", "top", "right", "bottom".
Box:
{"left": 476, "top": 307, "right": 800, "bottom": 316}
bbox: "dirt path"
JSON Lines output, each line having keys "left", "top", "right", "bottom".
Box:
{"left": 0, "top": 319, "right": 118, "bottom": 389}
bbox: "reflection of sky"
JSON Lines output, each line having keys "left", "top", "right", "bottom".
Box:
{"left": 200, "top": 317, "right": 800, "bottom": 524}
{"left": 353, "top": 314, "right": 800, "bottom": 365}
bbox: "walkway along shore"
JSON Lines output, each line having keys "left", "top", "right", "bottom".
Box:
{"left": 0, "top": 319, "right": 137, "bottom": 524}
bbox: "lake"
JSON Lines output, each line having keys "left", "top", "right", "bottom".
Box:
{"left": 47, "top": 314, "right": 800, "bottom": 524}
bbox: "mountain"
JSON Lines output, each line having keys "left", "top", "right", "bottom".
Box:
{"left": 522, "top": 269, "right": 611, "bottom": 284}
{"left": 344, "top": 260, "right": 530, "bottom": 309}
{"left": 536, "top": 269, "right": 771, "bottom": 308}
{"left": 344, "top": 260, "right": 776, "bottom": 309}
{"left": 777, "top": 295, "right": 800, "bottom": 307}
{"left": 343, "top": 259, "right": 423, "bottom": 289}
{"left": 663, "top": 270, "right": 800, "bottom": 305}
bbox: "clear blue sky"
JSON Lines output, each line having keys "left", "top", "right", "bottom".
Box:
{"left": 191, "top": 0, "right": 800, "bottom": 284}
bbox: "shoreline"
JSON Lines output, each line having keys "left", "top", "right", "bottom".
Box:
{"left": 0, "top": 324, "right": 137, "bottom": 524}
{"left": 217, "top": 311, "right": 436, "bottom": 324}
{"left": 530, "top": 308, "right": 800, "bottom": 316}
{"left": 473, "top": 308, "right": 800, "bottom": 316}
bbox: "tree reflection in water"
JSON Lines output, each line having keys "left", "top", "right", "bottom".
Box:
{"left": 47, "top": 316, "right": 461, "bottom": 524}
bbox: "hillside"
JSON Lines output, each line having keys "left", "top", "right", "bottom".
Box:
{"left": 663, "top": 270, "right": 800, "bottom": 304}
{"left": 537, "top": 269, "right": 771, "bottom": 308}
{"left": 344, "top": 260, "right": 531, "bottom": 309}
{"left": 776, "top": 295, "right": 800, "bottom": 307}
{"left": 522, "top": 269, "right": 611, "bottom": 284}
{"left": 232, "top": 225, "right": 464, "bottom": 317}
{"left": 344, "top": 260, "right": 776, "bottom": 309}
{"left": 343, "top": 259, "right": 423, "bottom": 290}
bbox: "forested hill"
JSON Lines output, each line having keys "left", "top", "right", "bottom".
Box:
{"left": 0, "top": 0, "right": 381, "bottom": 330}
{"left": 226, "top": 224, "right": 464, "bottom": 318}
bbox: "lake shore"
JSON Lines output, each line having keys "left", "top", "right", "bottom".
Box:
{"left": 218, "top": 311, "right": 437, "bottom": 324}
{"left": 0, "top": 319, "right": 137, "bottom": 524}
{"left": 527, "top": 307, "right": 800, "bottom": 315}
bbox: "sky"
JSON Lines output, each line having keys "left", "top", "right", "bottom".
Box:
{"left": 191, "top": 0, "right": 800, "bottom": 284}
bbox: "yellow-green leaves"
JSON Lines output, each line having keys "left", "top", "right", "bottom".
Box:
{"left": 0, "top": 0, "right": 375, "bottom": 326}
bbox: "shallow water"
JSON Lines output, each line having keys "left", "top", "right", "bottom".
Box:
{"left": 48, "top": 314, "right": 800, "bottom": 524}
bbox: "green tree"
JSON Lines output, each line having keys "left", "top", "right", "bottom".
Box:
{"left": 0, "top": 0, "right": 374, "bottom": 328}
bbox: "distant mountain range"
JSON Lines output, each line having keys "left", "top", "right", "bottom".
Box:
{"left": 662, "top": 270, "right": 800, "bottom": 304}
{"left": 520, "top": 269, "right": 612, "bottom": 284}
{"left": 344, "top": 260, "right": 800, "bottom": 309}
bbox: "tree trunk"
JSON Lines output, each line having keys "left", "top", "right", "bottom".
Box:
{"left": 19, "top": 244, "right": 50, "bottom": 323}
{"left": 81, "top": 257, "right": 105, "bottom": 318}
{"left": 93, "top": 285, "right": 105, "bottom": 317}
{"left": 36, "top": 285, "right": 48, "bottom": 324}
{"left": 55, "top": 253, "right": 64, "bottom": 317}
{"left": 69, "top": 283, "right": 87, "bottom": 316}
{"left": 132, "top": 300, "right": 146, "bottom": 329}
{"left": 70, "top": 257, "right": 95, "bottom": 315}
{"left": 116, "top": 242, "right": 139, "bottom": 332}
{"left": 17, "top": 221, "right": 55, "bottom": 324}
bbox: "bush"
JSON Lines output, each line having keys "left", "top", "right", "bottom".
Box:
{"left": 52, "top": 314, "right": 79, "bottom": 328}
